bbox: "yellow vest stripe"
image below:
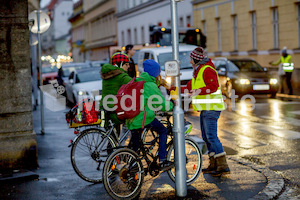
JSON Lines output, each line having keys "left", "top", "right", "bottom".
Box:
{"left": 191, "top": 65, "right": 225, "bottom": 111}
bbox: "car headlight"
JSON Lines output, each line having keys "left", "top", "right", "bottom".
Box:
{"left": 77, "top": 91, "right": 85, "bottom": 96}
{"left": 166, "top": 77, "right": 172, "bottom": 84}
{"left": 239, "top": 79, "right": 250, "bottom": 85}
{"left": 270, "top": 78, "right": 278, "bottom": 85}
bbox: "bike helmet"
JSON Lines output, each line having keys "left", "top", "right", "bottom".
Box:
{"left": 110, "top": 52, "right": 130, "bottom": 67}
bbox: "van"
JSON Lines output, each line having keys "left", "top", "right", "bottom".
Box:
{"left": 138, "top": 45, "right": 197, "bottom": 94}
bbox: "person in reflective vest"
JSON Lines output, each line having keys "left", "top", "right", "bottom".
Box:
{"left": 187, "top": 47, "right": 230, "bottom": 176}
{"left": 269, "top": 47, "right": 294, "bottom": 95}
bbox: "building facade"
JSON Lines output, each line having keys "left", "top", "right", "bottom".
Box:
{"left": 83, "top": 0, "right": 117, "bottom": 61}
{"left": 69, "top": 0, "right": 85, "bottom": 62}
{"left": 192, "top": 0, "right": 299, "bottom": 69}
{"left": 116, "top": 0, "right": 194, "bottom": 47}
{"left": 41, "top": 0, "right": 73, "bottom": 56}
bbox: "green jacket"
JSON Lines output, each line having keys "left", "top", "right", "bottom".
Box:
{"left": 100, "top": 63, "right": 132, "bottom": 124}
{"left": 126, "top": 72, "right": 173, "bottom": 130}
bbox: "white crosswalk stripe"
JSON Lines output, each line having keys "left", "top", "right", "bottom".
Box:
{"left": 260, "top": 115, "right": 300, "bottom": 128}
{"left": 289, "top": 110, "right": 300, "bottom": 115}
{"left": 249, "top": 122, "right": 300, "bottom": 140}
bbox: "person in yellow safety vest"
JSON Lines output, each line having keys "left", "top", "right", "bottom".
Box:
{"left": 269, "top": 47, "right": 294, "bottom": 95}
{"left": 186, "top": 47, "right": 230, "bottom": 176}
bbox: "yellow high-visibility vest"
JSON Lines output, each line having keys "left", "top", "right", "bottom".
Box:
{"left": 281, "top": 55, "right": 294, "bottom": 72}
{"left": 191, "top": 65, "right": 225, "bottom": 111}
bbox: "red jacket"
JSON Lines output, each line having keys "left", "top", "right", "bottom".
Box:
{"left": 187, "top": 59, "right": 219, "bottom": 95}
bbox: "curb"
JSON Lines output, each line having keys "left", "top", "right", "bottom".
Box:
{"left": 276, "top": 93, "right": 300, "bottom": 99}
{"left": 0, "top": 170, "right": 39, "bottom": 183}
{"left": 229, "top": 156, "right": 285, "bottom": 200}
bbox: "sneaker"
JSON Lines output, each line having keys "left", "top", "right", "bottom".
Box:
{"left": 159, "top": 160, "right": 174, "bottom": 172}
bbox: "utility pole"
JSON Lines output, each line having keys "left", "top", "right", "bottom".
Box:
{"left": 170, "top": 0, "right": 187, "bottom": 197}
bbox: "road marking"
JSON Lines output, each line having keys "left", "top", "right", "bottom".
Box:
{"left": 260, "top": 115, "right": 300, "bottom": 127}
{"left": 249, "top": 122, "right": 300, "bottom": 140}
{"left": 289, "top": 110, "right": 300, "bottom": 115}
{"left": 220, "top": 129, "right": 266, "bottom": 149}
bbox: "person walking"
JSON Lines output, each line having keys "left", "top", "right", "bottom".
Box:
{"left": 187, "top": 47, "right": 230, "bottom": 176}
{"left": 127, "top": 59, "right": 174, "bottom": 171}
{"left": 125, "top": 44, "right": 137, "bottom": 78}
{"left": 100, "top": 52, "right": 132, "bottom": 133}
{"left": 269, "top": 47, "right": 294, "bottom": 95}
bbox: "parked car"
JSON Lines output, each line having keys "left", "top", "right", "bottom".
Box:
{"left": 137, "top": 44, "right": 197, "bottom": 94}
{"left": 89, "top": 60, "right": 108, "bottom": 68}
{"left": 57, "top": 62, "right": 90, "bottom": 87}
{"left": 42, "top": 65, "right": 58, "bottom": 84}
{"left": 64, "top": 67, "right": 102, "bottom": 105}
{"left": 212, "top": 57, "right": 279, "bottom": 98}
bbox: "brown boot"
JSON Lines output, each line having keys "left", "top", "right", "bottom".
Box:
{"left": 202, "top": 156, "right": 216, "bottom": 173}
{"left": 211, "top": 155, "right": 230, "bottom": 176}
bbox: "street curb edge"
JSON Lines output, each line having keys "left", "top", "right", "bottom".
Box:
{"left": 228, "top": 156, "right": 285, "bottom": 200}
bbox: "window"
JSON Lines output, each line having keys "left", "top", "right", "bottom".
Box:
{"left": 121, "top": 31, "right": 125, "bottom": 46}
{"left": 167, "top": 20, "right": 171, "bottom": 27}
{"left": 186, "top": 16, "right": 191, "bottom": 26}
{"left": 179, "top": 17, "right": 183, "bottom": 27}
{"left": 127, "top": 29, "right": 132, "bottom": 44}
{"left": 134, "top": 28, "right": 137, "bottom": 44}
{"left": 232, "top": 15, "right": 238, "bottom": 50}
{"left": 251, "top": 12, "right": 257, "bottom": 50}
{"left": 202, "top": 20, "right": 206, "bottom": 35}
{"left": 216, "top": 18, "right": 221, "bottom": 51}
{"left": 297, "top": 5, "right": 300, "bottom": 47}
{"left": 272, "top": 8, "right": 279, "bottom": 49}
{"left": 141, "top": 26, "right": 145, "bottom": 44}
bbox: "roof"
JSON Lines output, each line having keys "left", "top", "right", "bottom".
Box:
{"left": 140, "top": 44, "right": 197, "bottom": 54}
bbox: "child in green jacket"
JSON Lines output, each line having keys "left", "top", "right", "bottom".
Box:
{"left": 128, "top": 59, "right": 174, "bottom": 171}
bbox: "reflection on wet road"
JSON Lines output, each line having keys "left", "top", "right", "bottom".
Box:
{"left": 185, "top": 95, "right": 300, "bottom": 187}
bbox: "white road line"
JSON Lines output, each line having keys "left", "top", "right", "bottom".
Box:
{"left": 249, "top": 122, "right": 300, "bottom": 140}
{"left": 260, "top": 115, "right": 300, "bottom": 127}
{"left": 289, "top": 110, "right": 300, "bottom": 115}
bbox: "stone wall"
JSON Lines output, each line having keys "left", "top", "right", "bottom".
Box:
{"left": 0, "top": 0, "right": 38, "bottom": 170}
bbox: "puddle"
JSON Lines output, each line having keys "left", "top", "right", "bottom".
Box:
{"left": 39, "top": 178, "right": 60, "bottom": 182}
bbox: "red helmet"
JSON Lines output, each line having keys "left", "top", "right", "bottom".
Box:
{"left": 111, "top": 52, "right": 130, "bottom": 67}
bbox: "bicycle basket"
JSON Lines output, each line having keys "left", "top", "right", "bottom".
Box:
{"left": 65, "top": 98, "right": 101, "bottom": 128}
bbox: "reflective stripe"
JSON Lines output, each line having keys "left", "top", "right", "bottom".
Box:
{"left": 211, "top": 89, "right": 222, "bottom": 95}
{"left": 283, "top": 63, "right": 294, "bottom": 66}
{"left": 192, "top": 99, "right": 223, "bottom": 104}
{"left": 283, "top": 66, "right": 294, "bottom": 70}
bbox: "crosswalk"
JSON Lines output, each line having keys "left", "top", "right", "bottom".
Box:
{"left": 224, "top": 101, "right": 300, "bottom": 141}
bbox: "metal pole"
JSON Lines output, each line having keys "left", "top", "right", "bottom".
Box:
{"left": 170, "top": 0, "right": 187, "bottom": 197}
{"left": 31, "top": 41, "right": 38, "bottom": 110}
{"left": 37, "top": 10, "right": 45, "bottom": 134}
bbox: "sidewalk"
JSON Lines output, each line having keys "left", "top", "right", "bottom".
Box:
{"left": 0, "top": 104, "right": 285, "bottom": 200}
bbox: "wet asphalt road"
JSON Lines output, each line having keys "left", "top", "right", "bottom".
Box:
{"left": 185, "top": 94, "right": 300, "bottom": 198}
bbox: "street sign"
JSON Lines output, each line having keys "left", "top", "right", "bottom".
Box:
{"left": 29, "top": 10, "right": 51, "bottom": 34}
{"left": 165, "top": 60, "right": 179, "bottom": 77}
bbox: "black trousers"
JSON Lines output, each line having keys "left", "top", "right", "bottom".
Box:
{"left": 286, "top": 72, "right": 293, "bottom": 95}
{"left": 279, "top": 73, "right": 293, "bottom": 95}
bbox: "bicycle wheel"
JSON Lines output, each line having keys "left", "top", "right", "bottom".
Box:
{"left": 71, "top": 128, "right": 116, "bottom": 183}
{"left": 103, "top": 148, "right": 144, "bottom": 200}
{"left": 166, "top": 137, "right": 202, "bottom": 185}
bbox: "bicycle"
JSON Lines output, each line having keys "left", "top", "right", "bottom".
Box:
{"left": 69, "top": 110, "right": 152, "bottom": 183}
{"left": 102, "top": 112, "right": 202, "bottom": 200}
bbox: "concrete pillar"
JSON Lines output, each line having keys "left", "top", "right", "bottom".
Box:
{"left": 0, "top": 0, "right": 38, "bottom": 171}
